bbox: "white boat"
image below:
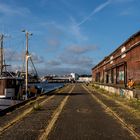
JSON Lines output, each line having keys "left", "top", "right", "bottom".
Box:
{"left": 0, "top": 34, "right": 23, "bottom": 99}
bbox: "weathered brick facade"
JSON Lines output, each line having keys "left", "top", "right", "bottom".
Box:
{"left": 92, "top": 31, "right": 140, "bottom": 86}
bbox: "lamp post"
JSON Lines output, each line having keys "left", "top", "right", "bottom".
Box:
{"left": 22, "top": 30, "right": 32, "bottom": 99}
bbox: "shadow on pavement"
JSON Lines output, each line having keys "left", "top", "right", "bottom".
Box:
{"left": 48, "top": 92, "right": 84, "bottom": 96}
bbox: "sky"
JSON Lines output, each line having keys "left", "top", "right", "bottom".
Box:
{"left": 0, "top": 0, "right": 140, "bottom": 76}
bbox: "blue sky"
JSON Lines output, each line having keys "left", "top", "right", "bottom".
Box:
{"left": 0, "top": 0, "right": 140, "bottom": 75}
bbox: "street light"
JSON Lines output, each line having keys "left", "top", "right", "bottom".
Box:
{"left": 22, "top": 30, "right": 33, "bottom": 100}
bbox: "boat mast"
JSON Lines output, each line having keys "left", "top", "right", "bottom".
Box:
{"left": 0, "top": 34, "right": 4, "bottom": 76}
{"left": 22, "top": 30, "right": 32, "bottom": 99}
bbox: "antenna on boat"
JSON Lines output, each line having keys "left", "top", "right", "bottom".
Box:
{"left": 0, "top": 34, "right": 4, "bottom": 76}
{"left": 22, "top": 30, "right": 33, "bottom": 100}
{"left": 0, "top": 33, "right": 13, "bottom": 77}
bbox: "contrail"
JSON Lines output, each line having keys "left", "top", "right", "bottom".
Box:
{"left": 77, "top": 0, "right": 111, "bottom": 26}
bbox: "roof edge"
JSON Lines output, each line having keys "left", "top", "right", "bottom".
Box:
{"left": 92, "top": 30, "right": 140, "bottom": 70}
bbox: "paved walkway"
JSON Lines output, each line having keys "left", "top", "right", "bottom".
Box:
{"left": 48, "top": 84, "right": 135, "bottom": 140}
{"left": 0, "top": 83, "right": 137, "bottom": 140}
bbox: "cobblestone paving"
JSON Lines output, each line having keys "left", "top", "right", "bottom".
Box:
{"left": 48, "top": 84, "right": 136, "bottom": 140}
{"left": 0, "top": 84, "right": 137, "bottom": 140}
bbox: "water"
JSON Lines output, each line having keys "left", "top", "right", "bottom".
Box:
{"left": 31, "top": 81, "right": 64, "bottom": 93}
{"left": 0, "top": 82, "right": 64, "bottom": 111}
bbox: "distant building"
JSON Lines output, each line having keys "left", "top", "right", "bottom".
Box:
{"left": 92, "top": 31, "right": 140, "bottom": 86}
{"left": 78, "top": 77, "right": 92, "bottom": 83}
{"left": 70, "top": 73, "right": 79, "bottom": 81}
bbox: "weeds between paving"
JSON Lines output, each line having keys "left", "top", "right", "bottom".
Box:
{"left": 89, "top": 84, "right": 140, "bottom": 111}
{"left": 86, "top": 83, "right": 140, "bottom": 134}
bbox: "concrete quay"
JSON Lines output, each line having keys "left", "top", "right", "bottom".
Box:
{"left": 0, "top": 83, "right": 139, "bottom": 140}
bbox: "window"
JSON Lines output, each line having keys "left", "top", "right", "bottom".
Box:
{"left": 121, "top": 46, "right": 126, "bottom": 58}
{"left": 121, "top": 46, "right": 126, "bottom": 52}
{"left": 110, "top": 56, "right": 113, "bottom": 64}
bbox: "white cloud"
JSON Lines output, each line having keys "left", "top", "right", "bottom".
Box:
{"left": 67, "top": 44, "right": 98, "bottom": 54}
{"left": 67, "top": 17, "right": 88, "bottom": 41}
{"left": 0, "top": 2, "right": 31, "bottom": 16}
{"left": 39, "top": 66, "right": 91, "bottom": 75}
{"left": 8, "top": 64, "right": 23, "bottom": 72}
{"left": 30, "top": 52, "right": 44, "bottom": 64}
{"left": 5, "top": 49, "right": 44, "bottom": 64}
{"left": 120, "top": 9, "right": 133, "bottom": 16}
{"left": 77, "top": 0, "right": 111, "bottom": 26}
{"left": 46, "top": 60, "right": 61, "bottom": 66}
{"left": 41, "top": 21, "right": 65, "bottom": 37}
{"left": 59, "top": 54, "right": 93, "bottom": 67}
{"left": 70, "top": 23, "right": 88, "bottom": 41}
{"left": 5, "top": 49, "right": 24, "bottom": 61}
{"left": 45, "top": 38, "right": 61, "bottom": 52}
{"left": 40, "top": 19, "right": 88, "bottom": 43}
{"left": 113, "top": 0, "right": 136, "bottom": 3}
{"left": 47, "top": 38, "right": 61, "bottom": 47}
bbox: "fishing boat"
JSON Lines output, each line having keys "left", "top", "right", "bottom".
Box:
{"left": 0, "top": 32, "right": 41, "bottom": 99}
{"left": 0, "top": 34, "right": 23, "bottom": 99}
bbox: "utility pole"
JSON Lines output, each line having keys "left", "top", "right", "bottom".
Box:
{"left": 0, "top": 34, "right": 4, "bottom": 76}
{"left": 22, "top": 30, "right": 32, "bottom": 99}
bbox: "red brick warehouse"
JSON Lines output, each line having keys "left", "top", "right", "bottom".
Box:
{"left": 92, "top": 31, "right": 140, "bottom": 87}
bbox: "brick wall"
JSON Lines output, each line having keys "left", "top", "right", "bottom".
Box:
{"left": 92, "top": 31, "right": 140, "bottom": 85}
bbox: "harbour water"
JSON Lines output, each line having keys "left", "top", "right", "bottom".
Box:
{"left": 0, "top": 82, "right": 64, "bottom": 111}
{"left": 32, "top": 81, "right": 64, "bottom": 93}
